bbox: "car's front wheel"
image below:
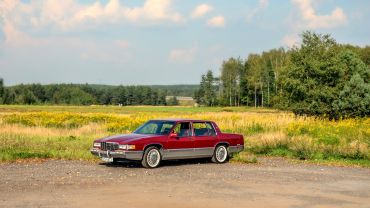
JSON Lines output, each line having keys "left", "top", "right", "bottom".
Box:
{"left": 141, "top": 146, "right": 162, "bottom": 168}
{"left": 112, "top": 158, "right": 120, "bottom": 165}
{"left": 212, "top": 145, "right": 228, "bottom": 163}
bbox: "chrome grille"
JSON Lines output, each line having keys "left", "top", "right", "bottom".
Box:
{"left": 100, "top": 142, "right": 119, "bottom": 151}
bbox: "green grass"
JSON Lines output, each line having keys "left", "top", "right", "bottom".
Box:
{"left": 306, "top": 158, "right": 370, "bottom": 168}
{"left": 0, "top": 133, "right": 96, "bottom": 162}
{"left": 0, "top": 105, "right": 274, "bottom": 113}
{"left": 230, "top": 152, "right": 258, "bottom": 163}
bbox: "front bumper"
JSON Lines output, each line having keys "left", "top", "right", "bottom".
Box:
{"left": 90, "top": 148, "right": 143, "bottom": 161}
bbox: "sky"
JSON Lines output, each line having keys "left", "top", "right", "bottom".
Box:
{"left": 0, "top": 0, "right": 369, "bottom": 86}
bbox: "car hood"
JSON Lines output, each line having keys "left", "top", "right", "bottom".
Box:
{"left": 96, "top": 133, "right": 154, "bottom": 143}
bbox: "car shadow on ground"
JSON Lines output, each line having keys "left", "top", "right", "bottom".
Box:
{"left": 99, "top": 158, "right": 213, "bottom": 169}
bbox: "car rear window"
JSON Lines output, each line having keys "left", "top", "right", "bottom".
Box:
{"left": 206, "top": 122, "right": 216, "bottom": 136}
{"left": 193, "top": 122, "right": 216, "bottom": 136}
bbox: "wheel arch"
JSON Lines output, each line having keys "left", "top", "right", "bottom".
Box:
{"left": 214, "top": 142, "right": 230, "bottom": 148}
{"left": 143, "top": 143, "right": 163, "bottom": 151}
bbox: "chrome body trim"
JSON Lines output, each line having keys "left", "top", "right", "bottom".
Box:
{"left": 162, "top": 147, "right": 213, "bottom": 160}
{"left": 162, "top": 148, "right": 197, "bottom": 160}
{"left": 90, "top": 148, "right": 143, "bottom": 161}
{"left": 91, "top": 144, "right": 244, "bottom": 161}
{"left": 210, "top": 122, "right": 218, "bottom": 136}
{"left": 194, "top": 147, "right": 214, "bottom": 157}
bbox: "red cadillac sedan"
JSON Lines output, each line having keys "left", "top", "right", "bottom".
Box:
{"left": 91, "top": 119, "right": 244, "bottom": 168}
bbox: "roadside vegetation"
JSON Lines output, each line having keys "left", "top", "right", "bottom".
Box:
{"left": 0, "top": 106, "right": 368, "bottom": 167}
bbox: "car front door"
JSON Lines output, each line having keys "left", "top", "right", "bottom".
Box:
{"left": 193, "top": 122, "right": 218, "bottom": 157}
{"left": 164, "top": 122, "right": 194, "bottom": 159}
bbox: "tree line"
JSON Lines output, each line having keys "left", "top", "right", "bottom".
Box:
{"left": 195, "top": 31, "right": 370, "bottom": 119}
{"left": 0, "top": 83, "right": 181, "bottom": 106}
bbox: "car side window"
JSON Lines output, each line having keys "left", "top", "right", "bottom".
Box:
{"left": 206, "top": 122, "right": 216, "bottom": 136}
{"left": 193, "top": 122, "right": 209, "bottom": 136}
{"left": 159, "top": 123, "right": 175, "bottom": 135}
{"left": 172, "top": 122, "right": 192, "bottom": 137}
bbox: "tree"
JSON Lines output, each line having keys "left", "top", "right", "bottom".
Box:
{"left": 331, "top": 50, "right": 370, "bottom": 118}
{"left": 3, "top": 83, "right": 169, "bottom": 106}
{"left": 0, "top": 78, "right": 4, "bottom": 103}
{"left": 204, "top": 70, "right": 217, "bottom": 106}
{"left": 167, "top": 96, "right": 179, "bottom": 106}
{"left": 239, "top": 61, "right": 250, "bottom": 105}
{"left": 245, "top": 54, "right": 264, "bottom": 107}
{"left": 194, "top": 70, "right": 217, "bottom": 106}
{"left": 116, "top": 86, "right": 127, "bottom": 105}
{"left": 282, "top": 31, "right": 370, "bottom": 119}
{"left": 220, "top": 58, "right": 243, "bottom": 106}
{"left": 333, "top": 73, "right": 370, "bottom": 118}
{"left": 194, "top": 74, "right": 206, "bottom": 105}
{"left": 157, "top": 90, "right": 167, "bottom": 105}
{"left": 30, "top": 84, "right": 47, "bottom": 103}
{"left": 2, "top": 88, "right": 16, "bottom": 104}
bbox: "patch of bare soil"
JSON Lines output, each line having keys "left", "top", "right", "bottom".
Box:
{"left": 1, "top": 158, "right": 369, "bottom": 208}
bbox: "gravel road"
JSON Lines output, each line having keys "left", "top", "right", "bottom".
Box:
{"left": 1, "top": 158, "right": 369, "bottom": 208}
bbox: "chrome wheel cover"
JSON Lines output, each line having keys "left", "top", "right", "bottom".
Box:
{"left": 147, "top": 149, "right": 160, "bottom": 167}
{"left": 216, "top": 146, "right": 227, "bottom": 162}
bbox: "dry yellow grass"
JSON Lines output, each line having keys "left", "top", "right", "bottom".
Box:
{"left": 0, "top": 123, "right": 106, "bottom": 138}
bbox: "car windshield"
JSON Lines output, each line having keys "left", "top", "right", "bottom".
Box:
{"left": 133, "top": 120, "right": 175, "bottom": 135}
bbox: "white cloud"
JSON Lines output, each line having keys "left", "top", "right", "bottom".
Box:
{"left": 0, "top": 0, "right": 18, "bottom": 14}
{"left": 119, "top": 0, "right": 184, "bottom": 24}
{"left": 0, "top": 13, "right": 131, "bottom": 64}
{"left": 292, "top": 0, "right": 347, "bottom": 29}
{"left": 168, "top": 46, "right": 197, "bottom": 63}
{"left": 206, "top": 16, "right": 225, "bottom": 28}
{"left": 0, "top": 0, "right": 185, "bottom": 32}
{"left": 2, "top": 21, "right": 42, "bottom": 47}
{"left": 282, "top": 0, "right": 348, "bottom": 47}
{"left": 190, "top": 4, "right": 213, "bottom": 18}
{"left": 246, "top": 0, "right": 268, "bottom": 22}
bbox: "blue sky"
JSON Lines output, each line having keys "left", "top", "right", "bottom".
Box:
{"left": 0, "top": 0, "right": 369, "bottom": 85}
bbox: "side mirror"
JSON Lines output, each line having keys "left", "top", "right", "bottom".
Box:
{"left": 169, "top": 132, "right": 178, "bottom": 138}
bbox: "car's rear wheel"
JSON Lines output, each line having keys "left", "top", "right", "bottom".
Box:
{"left": 142, "top": 146, "right": 162, "bottom": 168}
{"left": 212, "top": 145, "right": 228, "bottom": 163}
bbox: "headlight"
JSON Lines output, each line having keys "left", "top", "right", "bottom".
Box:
{"left": 119, "top": 144, "right": 136, "bottom": 150}
{"left": 93, "top": 142, "right": 101, "bottom": 148}
{"left": 119, "top": 144, "right": 127, "bottom": 150}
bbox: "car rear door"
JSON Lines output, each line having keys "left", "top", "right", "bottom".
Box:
{"left": 192, "top": 122, "right": 218, "bottom": 157}
{"left": 164, "top": 122, "right": 194, "bottom": 159}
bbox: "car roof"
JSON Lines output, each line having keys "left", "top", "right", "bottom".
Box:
{"left": 150, "top": 119, "right": 212, "bottom": 123}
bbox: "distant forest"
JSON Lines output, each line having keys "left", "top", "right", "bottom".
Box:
{"left": 195, "top": 31, "right": 370, "bottom": 119}
{"left": 150, "top": 85, "right": 199, "bottom": 97}
{"left": 0, "top": 83, "right": 197, "bottom": 106}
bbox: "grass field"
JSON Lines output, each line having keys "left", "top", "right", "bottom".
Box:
{"left": 0, "top": 105, "right": 369, "bottom": 167}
